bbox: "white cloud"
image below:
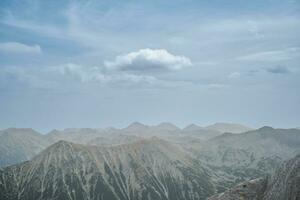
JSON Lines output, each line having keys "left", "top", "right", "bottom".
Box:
{"left": 60, "top": 63, "right": 158, "bottom": 85}
{"left": 104, "top": 49, "right": 192, "bottom": 73}
{"left": 228, "top": 72, "right": 241, "bottom": 79}
{"left": 236, "top": 47, "right": 300, "bottom": 62}
{"left": 0, "top": 42, "right": 42, "bottom": 54}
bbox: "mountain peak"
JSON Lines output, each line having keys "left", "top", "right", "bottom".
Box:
{"left": 42, "top": 140, "right": 75, "bottom": 152}
{"left": 34, "top": 140, "right": 87, "bottom": 164}
{"left": 206, "top": 122, "right": 252, "bottom": 133}
{"left": 125, "top": 122, "right": 148, "bottom": 130}
{"left": 47, "top": 129, "right": 60, "bottom": 135}
{"left": 0, "top": 136, "right": 215, "bottom": 200}
{"left": 258, "top": 126, "right": 275, "bottom": 131}
{"left": 183, "top": 124, "right": 202, "bottom": 131}
{"left": 155, "top": 122, "right": 180, "bottom": 131}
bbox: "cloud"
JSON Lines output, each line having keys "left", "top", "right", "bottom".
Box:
{"left": 228, "top": 72, "right": 241, "bottom": 79}
{"left": 266, "top": 66, "right": 290, "bottom": 74}
{"left": 104, "top": 49, "right": 192, "bottom": 73}
{"left": 0, "top": 63, "right": 164, "bottom": 90}
{"left": 59, "top": 63, "right": 201, "bottom": 88}
{"left": 236, "top": 47, "right": 300, "bottom": 62}
{"left": 61, "top": 63, "right": 158, "bottom": 85}
{"left": 0, "top": 42, "right": 42, "bottom": 54}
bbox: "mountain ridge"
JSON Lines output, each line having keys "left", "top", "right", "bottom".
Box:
{"left": 206, "top": 122, "right": 253, "bottom": 133}
{"left": 0, "top": 138, "right": 216, "bottom": 200}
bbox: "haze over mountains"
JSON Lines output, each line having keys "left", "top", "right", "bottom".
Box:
{"left": 0, "top": 128, "right": 51, "bottom": 167}
{"left": 205, "top": 123, "right": 252, "bottom": 134}
{"left": 0, "top": 122, "right": 299, "bottom": 200}
{"left": 0, "top": 122, "right": 251, "bottom": 167}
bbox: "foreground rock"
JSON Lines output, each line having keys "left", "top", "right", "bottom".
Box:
{"left": 190, "top": 127, "right": 300, "bottom": 190}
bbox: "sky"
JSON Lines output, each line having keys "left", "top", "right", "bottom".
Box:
{"left": 0, "top": 0, "right": 299, "bottom": 132}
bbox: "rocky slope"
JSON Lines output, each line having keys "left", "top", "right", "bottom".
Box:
{"left": 0, "top": 128, "right": 50, "bottom": 167}
{"left": 87, "top": 134, "right": 143, "bottom": 146}
{"left": 262, "top": 154, "right": 300, "bottom": 200}
{"left": 0, "top": 138, "right": 215, "bottom": 200}
{"left": 208, "top": 154, "right": 300, "bottom": 200}
{"left": 187, "top": 127, "right": 300, "bottom": 189}
{"left": 180, "top": 124, "right": 222, "bottom": 141}
{"left": 46, "top": 128, "right": 107, "bottom": 144}
{"left": 196, "top": 127, "right": 300, "bottom": 167}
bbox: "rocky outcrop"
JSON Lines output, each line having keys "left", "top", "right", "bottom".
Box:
{"left": 209, "top": 178, "right": 267, "bottom": 200}
{"left": 263, "top": 154, "right": 300, "bottom": 200}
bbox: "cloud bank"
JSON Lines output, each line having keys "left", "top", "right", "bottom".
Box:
{"left": 0, "top": 42, "right": 41, "bottom": 54}
{"left": 0, "top": 48, "right": 194, "bottom": 89}
{"left": 61, "top": 63, "right": 158, "bottom": 85}
{"left": 104, "top": 49, "right": 192, "bottom": 73}
{"left": 228, "top": 72, "right": 241, "bottom": 79}
{"left": 236, "top": 47, "right": 300, "bottom": 62}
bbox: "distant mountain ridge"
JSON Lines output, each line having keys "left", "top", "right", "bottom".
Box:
{"left": 0, "top": 128, "right": 50, "bottom": 167}
{"left": 183, "top": 124, "right": 202, "bottom": 131}
{"left": 0, "top": 123, "right": 294, "bottom": 169}
{"left": 205, "top": 122, "right": 253, "bottom": 133}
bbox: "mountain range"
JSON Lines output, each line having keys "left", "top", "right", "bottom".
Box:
{"left": 0, "top": 122, "right": 252, "bottom": 167}
{"left": 0, "top": 122, "right": 299, "bottom": 199}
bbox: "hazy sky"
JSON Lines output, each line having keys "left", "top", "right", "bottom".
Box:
{"left": 0, "top": 0, "right": 299, "bottom": 132}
